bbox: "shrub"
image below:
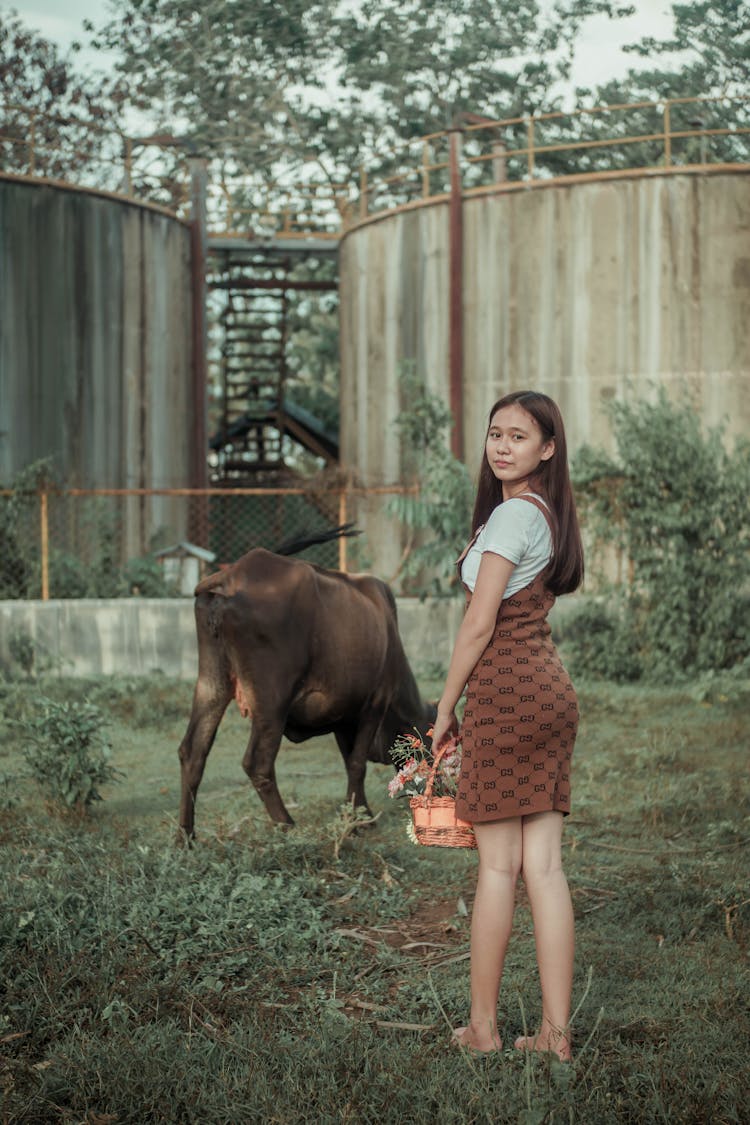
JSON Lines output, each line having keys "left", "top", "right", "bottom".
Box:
{"left": 0, "top": 459, "right": 55, "bottom": 598}
{"left": 561, "top": 600, "right": 642, "bottom": 682}
{"left": 120, "top": 554, "right": 178, "bottom": 597}
{"left": 570, "top": 389, "right": 750, "bottom": 682}
{"left": 16, "top": 698, "right": 123, "bottom": 810}
{"left": 387, "top": 365, "right": 473, "bottom": 595}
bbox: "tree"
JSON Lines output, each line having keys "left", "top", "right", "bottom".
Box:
{"left": 569, "top": 1, "right": 750, "bottom": 171}
{"left": 84, "top": 0, "right": 633, "bottom": 192}
{"left": 620, "top": 0, "right": 749, "bottom": 96}
{"left": 0, "top": 10, "right": 125, "bottom": 184}
{"left": 88, "top": 0, "right": 339, "bottom": 185}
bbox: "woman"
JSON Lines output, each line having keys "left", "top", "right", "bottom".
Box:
{"left": 431, "top": 390, "right": 584, "bottom": 1060}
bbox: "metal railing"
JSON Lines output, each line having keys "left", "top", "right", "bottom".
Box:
{"left": 3, "top": 96, "right": 748, "bottom": 238}
{"left": 0, "top": 484, "right": 418, "bottom": 600}
{"left": 354, "top": 93, "right": 750, "bottom": 218}
{"left": 0, "top": 103, "right": 350, "bottom": 236}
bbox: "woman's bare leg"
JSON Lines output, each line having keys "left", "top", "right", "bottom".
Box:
{"left": 515, "top": 810, "right": 574, "bottom": 1060}
{"left": 454, "top": 817, "right": 523, "bottom": 1052}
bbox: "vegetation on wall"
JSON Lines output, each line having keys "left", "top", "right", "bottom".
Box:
{"left": 387, "top": 367, "right": 473, "bottom": 597}
{"left": 567, "top": 389, "right": 750, "bottom": 683}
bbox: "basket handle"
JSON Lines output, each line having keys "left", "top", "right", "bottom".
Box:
{"left": 421, "top": 736, "right": 460, "bottom": 803}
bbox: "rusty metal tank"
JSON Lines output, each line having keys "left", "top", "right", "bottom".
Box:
{"left": 0, "top": 174, "right": 196, "bottom": 557}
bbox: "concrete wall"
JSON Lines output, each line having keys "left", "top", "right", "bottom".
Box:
{"left": 0, "top": 597, "right": 465, "bottom": 682}
{"left": 339, "top": 203, "right": 450, "bottom": 482}
{"left": 339, "top": 169, "right": 750, "bottom": 573}
{"left": 338, "top": 204, "right": 451, "bottom": 578}
{"left": 461, "top": 170, "right": 750, "bottom": 455}
{"left": 0, "top": 595, "right": 582, "bottom": 682}
{"left": 0, "top": 176, "right": 194, "bottom": 556}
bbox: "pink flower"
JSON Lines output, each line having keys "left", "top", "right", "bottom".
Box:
{"left": 387, "top": 774, "right": 405, "bottom": 798}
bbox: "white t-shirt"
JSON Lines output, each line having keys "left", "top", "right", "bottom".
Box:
{"left": 460, "top": 495, "right": 552, "bottom": 596}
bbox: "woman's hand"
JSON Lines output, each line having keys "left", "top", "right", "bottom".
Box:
{"left": 431, "top": 708, "right": 458, "bottom": 753}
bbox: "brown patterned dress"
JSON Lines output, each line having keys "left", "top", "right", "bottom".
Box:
{"left": 455, "top": 497, "right": 578, "bottom": 824}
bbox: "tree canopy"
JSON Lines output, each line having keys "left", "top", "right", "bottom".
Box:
{"left": 2, "top": 1, "right": 747, "bottom": 198}
{"left": 2, "top": 1, "right": 637, "bottom": 191}
{"left": 0, "top": 10, "right": 124, "bottom": 182}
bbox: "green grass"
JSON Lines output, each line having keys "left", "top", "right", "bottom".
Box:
{"left": 0, "top": 674, "right": 748, "bottom": 1123}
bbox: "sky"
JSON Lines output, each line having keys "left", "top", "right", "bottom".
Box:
{"left": 3, "top": 0, "right": 679, "bottom": 92}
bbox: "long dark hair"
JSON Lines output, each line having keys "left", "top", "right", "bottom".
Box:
{"left": 471, "top": 390, "right": 584, "bottom": 595}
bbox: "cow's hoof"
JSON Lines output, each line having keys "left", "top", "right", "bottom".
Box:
{"left": 176, "top": 828, "right": 196, "bottom": 849}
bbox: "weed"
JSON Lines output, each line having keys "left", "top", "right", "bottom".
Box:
{"left": 14, "top": 697, "right": 123, "bottom": 811}
{"left": 327, "top": 800, "right": 382, "bottom": 860}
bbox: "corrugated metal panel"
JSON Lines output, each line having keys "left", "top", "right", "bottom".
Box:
{"left": 0, "top": 178, "right": 193, "bottom": 555}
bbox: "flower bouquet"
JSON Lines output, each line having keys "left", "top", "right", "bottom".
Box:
{"left": 388, "top": 730, "right": 476, "bottom": 849}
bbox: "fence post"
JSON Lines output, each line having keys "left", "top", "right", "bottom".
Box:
{"left": 40, "top": 490, "right": 49, "bottom": 600}
{"left": 188, "top": 154, "right": 210, "bottom": 546}
{"left": 29, "top": 113, "right": 37, "bottom": 175}
{"left": 338, "top": 489, "right": 348, "bottom": 572}
{"left": 123, "top": 137, "right": 133, "bottom": 195}
{"left": 492, "top": 140, "right": 507, "bottom": 183}
{"left": 448, "top": 127, "right": 464, "bottom": 461}
{"left": 526, "top": 114, "right": 535, "bottom": 178}
{"left": 421, "top": 141, "right": 431, "bottom": 198}
{"left": 663, "top": 101, "right": 672, "bottom": 167}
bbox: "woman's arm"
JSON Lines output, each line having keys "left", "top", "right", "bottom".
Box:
{"left": 431, "top": 551, "right": 516, "bottom": 749}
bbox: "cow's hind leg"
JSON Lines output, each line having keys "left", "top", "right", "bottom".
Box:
{"left": 242, "top": 715, "right": 294, "bottom": 826}
{"left": 178, "top": 676, "right": 233, "bottom": 841}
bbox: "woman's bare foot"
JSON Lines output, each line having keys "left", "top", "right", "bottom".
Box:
{"left": 514, "top": 1030, "right": 572, "bottom": 1062}
{"left": 452, "top": 1024, "right": 503, "bottom": 1053}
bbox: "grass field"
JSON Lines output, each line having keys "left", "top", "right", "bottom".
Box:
{"left": 1, "top": 672, "right": 748, "bottom": 1124}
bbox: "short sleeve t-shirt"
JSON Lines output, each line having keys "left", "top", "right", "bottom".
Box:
{"left": 460, "top": 495, "right": 552, "bottom": 597}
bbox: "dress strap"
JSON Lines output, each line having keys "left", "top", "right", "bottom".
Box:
{"left": 455, "top": 525, "right": 482, "bottom": 571}
{"left": 455, "top": 525, "right": 483, "bottom": 592}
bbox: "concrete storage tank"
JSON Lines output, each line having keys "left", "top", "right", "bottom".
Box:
{"left": 339, "top": 165, "right": 750, "bottom": 578}
{"left": 0, "top": 174, "right": 196, "bottom": 563}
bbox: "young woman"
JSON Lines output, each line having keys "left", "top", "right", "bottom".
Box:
{"left": 430, "top": 390, "right": 584, "bottom": 1060}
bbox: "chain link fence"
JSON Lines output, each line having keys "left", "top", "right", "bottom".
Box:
{"left": 0, "top": 486, "right": 417, "bottom": 600}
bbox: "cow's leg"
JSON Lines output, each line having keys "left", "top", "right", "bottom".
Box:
{"left": 178, "top": 676, "right": 233, "bottom": 840}
{"left": 336, "top": 717, "right": 380, "bottom": 816}
{"left": 241, "top": 715, "right": 294, "bottom": 826}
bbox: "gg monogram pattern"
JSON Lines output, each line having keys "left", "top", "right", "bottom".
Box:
{"left": 455, "top": 504, "right": 578, "bottom": 824}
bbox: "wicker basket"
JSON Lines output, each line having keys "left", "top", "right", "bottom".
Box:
{"left": 409, "top": 740, "right": 477, "bottom": 849}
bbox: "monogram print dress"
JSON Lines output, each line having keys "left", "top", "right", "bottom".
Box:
{"left": 454, "top": 496, "right": 578, "bottom": 823}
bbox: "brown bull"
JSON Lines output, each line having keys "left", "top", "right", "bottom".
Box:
{"left": 178, "top": 548, "right": 434, "bottom": 837}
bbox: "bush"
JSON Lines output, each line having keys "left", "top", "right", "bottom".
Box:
{"left": 387, "top": 365, "right": 474, "bottom": 595}
{"left": 561, "top": 600, "right": 642, "bottom": 682}
{"left": 570, "top": 389, "right": 750, "bottom": 682}
{"left": 16, "top": 698, "right": 122, "bottom": 810}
